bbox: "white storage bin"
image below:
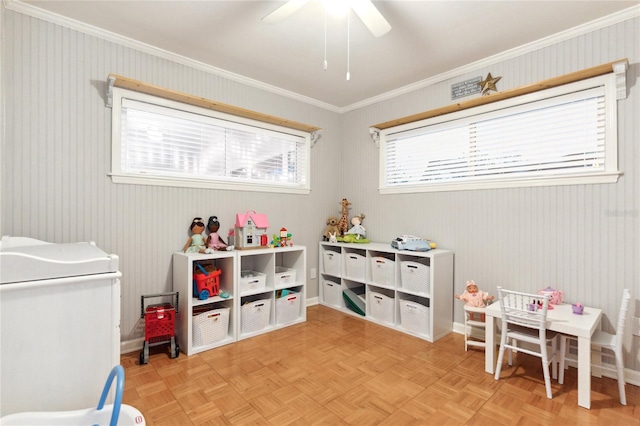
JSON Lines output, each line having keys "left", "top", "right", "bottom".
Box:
{"left": 400, "top": 261, "right": 430, "bottom": 293}
{"left": 344, "top": 253, "right": 365, "bottom": 281}
{"left": 322, "top": 280, "right": 341, "bottom": 306}
{"left": 368, "top": 291, "right": 394, "bottom": 324}
{"left": 370, "top": 257, "right": 395, "bottom": 286}
{"left": 241, "top": 298, "right": 271, "bottom": 334}
{"left": 323, "top": 251, "right": 341, "bottom": 276}
{"left": 240, "top": 270, "right": 266, "bottom": 294}
{"left": 193, "top": 307, "right": 230, "bottom": 346}
{"left": 399, "top": 299, "right": 429, "bottom": 334}
{"left": 275, "top": 292, "right": 301, "bottom": 324}
{"left": 275, "top": 266, "right": 297, "bottom": 287}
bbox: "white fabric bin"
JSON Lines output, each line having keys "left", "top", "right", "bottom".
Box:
{"left": 370, "top": 257, "right": 395, "bottom": 286}
{"left": 369, "top": 291, "right": 394, "bottom": 324}
{"left": 323, "top": 251, "right": 341, "bottom": 276}
{"left": 322, "top": 280, "right": 341, "bottom": 307}
{"left": 399, "top": 299, "right": 429, "bottom": 334}
{"left": 193, "top": 307, "right": 230, "bottom": 346}
{"left": 400, "top": 261, "right": 430, "bottom": 293}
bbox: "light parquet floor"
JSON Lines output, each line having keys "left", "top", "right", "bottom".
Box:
{"left": 121, "top": 305, "right": 640, "bottom": 425}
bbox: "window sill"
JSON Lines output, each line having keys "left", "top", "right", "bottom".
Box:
{"left": 379, "top": 171, "right": 622, "bottom": 194}
{"left": 109, "top": 173, "right": 311, "bottom": 195}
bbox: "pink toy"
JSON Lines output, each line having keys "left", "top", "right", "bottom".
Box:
{"left": 455, "top": 280, "right": 494, "bottom": 308}
{"left": 206, "top": 216, "right": 233, "bottom": 251}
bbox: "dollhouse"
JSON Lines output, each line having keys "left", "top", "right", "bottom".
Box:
{"left": 234, "top": 211, "right": 269, "bottom": 249}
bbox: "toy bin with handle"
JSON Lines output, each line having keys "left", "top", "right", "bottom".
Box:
{"left": 193, "top": 263, "right": 221, "bottom": 300}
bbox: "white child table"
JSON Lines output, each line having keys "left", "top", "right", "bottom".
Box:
{"left": 484, "top": 301, "right": 602, "bottom": 409}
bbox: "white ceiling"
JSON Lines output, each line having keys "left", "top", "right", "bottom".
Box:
{"left": 18, "top": 0, "right": 640, "bottom": 109}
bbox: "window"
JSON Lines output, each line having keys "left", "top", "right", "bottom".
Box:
{"left": 110, "top": 88, "right": 311, "bottom": 194}
{"left": 379, "top": 74, "right": 621, "bottom": 193}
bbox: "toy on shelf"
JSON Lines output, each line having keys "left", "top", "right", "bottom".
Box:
{"left": 341, "top": 214, "right": 369, "bottom": 243}
{"left": 182, "top": 217, "right": 208, "bottom": 253}
{"left": 323, "top": 216, "right": 340, "bottom": 241}
{"left": 206, "top": 216, "right": 234, "bottom": 251}
{"left": 235, "top": 210, "right": 269, "bottom": 249}
{"left": 391, "top": 235, "right": 435, "bottom": 251}
{"left": 455, "top": 280, "right": 494, "bottom": 308}
{"left": 337, "top": 198, "right": 351, "bottom": 236}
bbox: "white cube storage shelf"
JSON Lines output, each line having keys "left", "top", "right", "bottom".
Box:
{"left": 173, "top": 245, "right": 306, "bottom": 355}
{"left": 319, "top": 242, "right": 453, "bottom": 342}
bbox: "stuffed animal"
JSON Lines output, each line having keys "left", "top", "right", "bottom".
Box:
{"left": 455, "top": 280, "right": 494, "bottom": 308}
{"left": 329, "top": 232, "right": 337, "bottom": 243}
{"left": 323, "top": 216, "right": 340, "bottom": 241}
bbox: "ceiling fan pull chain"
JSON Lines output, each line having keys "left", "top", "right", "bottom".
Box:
{"left": 346, "top": 9, "right": 351, "bottom": 81}
{"left": 323, "top": 9, "right": 328, "bottom": 71}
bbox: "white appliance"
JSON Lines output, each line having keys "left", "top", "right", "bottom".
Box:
{"left": 0, "top": 236, "right": 121, "bottom": 416}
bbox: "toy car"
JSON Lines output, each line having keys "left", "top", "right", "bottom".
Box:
{"left": 391, "top": 235, "right": 432, "bottom": 251}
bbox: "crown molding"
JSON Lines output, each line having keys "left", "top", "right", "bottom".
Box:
{"left": 3, "top": 0, "right": 343, "bottom": 113}
{"left": 341, "top": 5, "right": 640, "bottom": 113}
{"left": 4, "top": 1, "right": 639, "bottom": 114}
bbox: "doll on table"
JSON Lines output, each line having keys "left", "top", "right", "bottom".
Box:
{"left": 206, "top": 216, "right": 234, "bottom": 251}
{"left": 182, "top": 217, "right": 208, "bottom": 253}
{"left": 455, "top": 280, "right": 494, "bottom": 321}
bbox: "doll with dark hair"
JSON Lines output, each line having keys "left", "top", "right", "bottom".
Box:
{"left": 206, "top": 216, "right": 234, "bottom": 251}
{"left": 182, "top": 217, "right": 208, "bottom": 253}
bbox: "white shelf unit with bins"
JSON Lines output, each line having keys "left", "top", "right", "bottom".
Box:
{"left": 237, "top": 246, "right": 306, "bottom": 340}
{"left": 319, "top": 242, "right": 453, "bottom": 342}
{"left": 173, "top": 251, "right": 237, "bottom": 355}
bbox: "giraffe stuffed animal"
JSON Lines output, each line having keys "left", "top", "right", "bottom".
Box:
{"left": 337, "top": 198, "right": 351, "bottom": 236}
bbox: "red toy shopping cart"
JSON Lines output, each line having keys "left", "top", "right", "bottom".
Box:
{"left": 139, "top": 292, "right": 179, "bottom": 364}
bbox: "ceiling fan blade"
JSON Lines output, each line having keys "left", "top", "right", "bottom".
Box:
{"left": 261, "top": 0, "right": 310, "bottom": 24}
{"left": 351, "top": 0, "right": 391, "bottom": 37}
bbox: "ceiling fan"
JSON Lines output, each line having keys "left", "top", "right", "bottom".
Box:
{"left": 262, "top": 0, "right": 392, "bottom": 38}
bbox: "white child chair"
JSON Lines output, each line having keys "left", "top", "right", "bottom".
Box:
{"left": 494, "top": 286, "right": 564, "bottom": 399}
{"left": 463, "top": 305, "right": 487, "bottom": 351}
{"left": 559, "top": 288, "right": 631, "bottom": 405}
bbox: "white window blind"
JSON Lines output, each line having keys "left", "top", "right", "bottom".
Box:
{"left": 111, "top": 89, "right": 311, "bottom": 193}
{"left": 381, "top": 75, "right": 620, "bottom": 193}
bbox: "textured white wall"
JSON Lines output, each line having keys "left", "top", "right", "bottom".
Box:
{"left": 1, "top": 11, "right": 342, "bottom": 341}
{"left": 2, "top": 8, "right": 639, "bottom": 373}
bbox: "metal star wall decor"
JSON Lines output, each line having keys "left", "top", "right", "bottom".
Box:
{"left": 479, "top": 72, "right": 502, "bottom": 96}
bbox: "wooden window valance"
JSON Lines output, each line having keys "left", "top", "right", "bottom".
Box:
{"left": 106, "top": 73, "right": 322, "bottom": 135}
{"left": 370, "top": 58, "right": 628, "bottom": 140}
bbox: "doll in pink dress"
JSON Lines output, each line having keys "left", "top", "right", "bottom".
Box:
{"left": 455, "top": 280, "right": 494, "bottom": 307}
{"left": 206, "top": 216, "right": 234, "bottom": 252}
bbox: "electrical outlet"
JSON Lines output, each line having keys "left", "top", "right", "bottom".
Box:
{"left": 310, "top": 268, "right": 317, "bottom": 280}
{"left": 632, "top": 317, "right": 640, "bottom": 337}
